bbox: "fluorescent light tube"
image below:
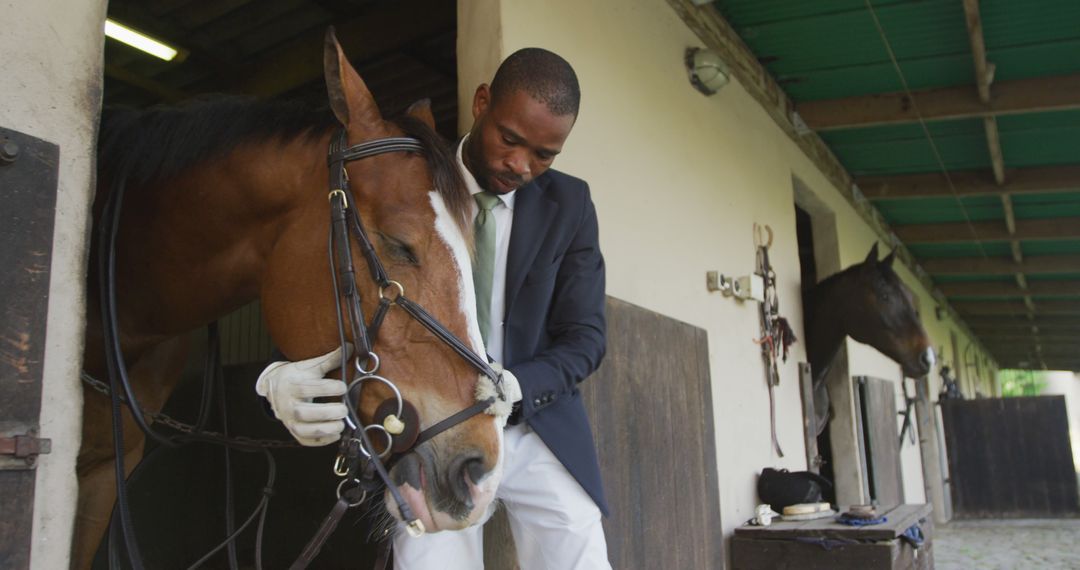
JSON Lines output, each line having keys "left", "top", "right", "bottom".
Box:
{"left": 105, "top": 19, "right": 178, "bottom": 61}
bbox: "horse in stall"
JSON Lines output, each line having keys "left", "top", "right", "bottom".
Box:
{"left": 77, "top": 30, "right": 503, "bottom": 568}
{"left": 803, "top": 243, "right": 936, "bottom": 436}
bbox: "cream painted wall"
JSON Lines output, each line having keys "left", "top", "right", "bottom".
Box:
{"left": 462, "top": 0, "right": 996, "bottom": 555}
{"left": 0, "top": 0, "right": 106, "bottom": 567}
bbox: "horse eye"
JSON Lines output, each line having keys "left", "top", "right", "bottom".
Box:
{"left": 379, "top": 234, "right": 419, "bottom": 265}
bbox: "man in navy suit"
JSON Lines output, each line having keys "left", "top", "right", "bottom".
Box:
{"left": 399, "top": 47, "right": 609, "bottom": 569}
{"left": 258, "top": 48, "right": 609, "bottom": 568}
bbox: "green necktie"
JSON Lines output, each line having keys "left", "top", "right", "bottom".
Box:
{"left": 473, "top": 191, "right": 501, "bottom": 346}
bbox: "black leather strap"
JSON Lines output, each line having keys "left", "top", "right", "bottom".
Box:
{"left": 290, "top": 496, "right": 352, "bottom": 570}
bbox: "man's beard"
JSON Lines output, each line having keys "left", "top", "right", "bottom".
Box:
{"left": 466, "top": 135, "right": 524, "bottom": 194}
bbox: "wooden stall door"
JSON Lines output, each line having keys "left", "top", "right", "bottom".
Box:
{"left": 855, "top": 376, "right": 905, "bottom": 510}
{"left": 941, "top": 396, "right": 1080, "bottom": 518}
{"left": 485, "top": 296, "right": 723, "bottom": 568}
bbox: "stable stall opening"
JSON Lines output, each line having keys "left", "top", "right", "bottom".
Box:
{"left": 91, "top": 2, "right": 459, "bottom": 566}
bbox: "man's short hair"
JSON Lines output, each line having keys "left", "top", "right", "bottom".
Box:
{"left": 490, "top": 48, "right": 580, "bottom": 118}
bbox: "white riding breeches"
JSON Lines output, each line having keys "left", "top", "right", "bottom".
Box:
{"left": 392, "top": 423, "right": 611, "bottom": 569}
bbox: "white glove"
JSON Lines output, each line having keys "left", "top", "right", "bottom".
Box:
{"left": 255, "top": 347, "right": 350, "bottom": 446}
{"left": 476, "top": 363, "right": 523, "bottom": 429}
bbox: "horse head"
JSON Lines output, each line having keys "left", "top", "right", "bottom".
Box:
{"left": 843, "top": 243, "right": 936, "bottom": 378}
{"left": 260, "top": 30, "right": 500, "bottom": 533}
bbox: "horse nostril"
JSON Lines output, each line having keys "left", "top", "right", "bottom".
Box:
{"left": 448, "top": 452, "right": 487, "bottom": 505}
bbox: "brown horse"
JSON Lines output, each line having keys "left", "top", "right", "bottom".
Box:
{"left": 804, "top": 243, "right": 935, "bottom": 431}
{"left": 77, "top": 32, "right": 501, "bottom": 567}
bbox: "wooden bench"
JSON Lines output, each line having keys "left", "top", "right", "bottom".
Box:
{"left": 732, "top": 503, "right": 934, "bottom": 569}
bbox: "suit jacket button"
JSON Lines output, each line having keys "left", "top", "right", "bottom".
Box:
{"left": 533, "top": 397, "right": 543, "bottom": 407}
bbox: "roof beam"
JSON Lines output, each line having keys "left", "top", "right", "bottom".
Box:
{"left": 796, "top": 73, "right": 1080, "bottom": 131}
{"left": 894, "top": 216, "right": 1080, "bottom": 244}
{"left": 857, "top": 166, "right": 1080, "bottom": 200}
{"left": 104, "top": 64, "right": 188, "bottom": 103}
{"left": 230, "top": 0, "right": 453, "bottom": 96}
{"left": 939, "top": 279, "right": 1080, "bottom": 297}
{"left": 923, "top": 254, "right": 1080, "bottom": 275}
{"left": 953, "top": 300, "right": 1080, "bottom": 316}
{"left": 966, "top": 315, "right": 1080, "bottom": 328}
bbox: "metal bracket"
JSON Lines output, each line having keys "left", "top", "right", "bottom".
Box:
{"left": 0, "top": 429, "right": 51, "bottom": 470}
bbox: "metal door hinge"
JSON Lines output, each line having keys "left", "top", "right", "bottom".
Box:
{"left": 0, "top": 430, "right": 51, "bottom": 469}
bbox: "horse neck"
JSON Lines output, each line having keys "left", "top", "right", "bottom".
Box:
{"left": 805, "top": 272, "right": 852, "bottom": 382}
{"left": 115, "top": 132, "right": 333, "bottom": 344}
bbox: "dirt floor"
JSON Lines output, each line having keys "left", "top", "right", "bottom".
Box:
{"left": 935, "top": 518, "right": 1080, "bottom": 569}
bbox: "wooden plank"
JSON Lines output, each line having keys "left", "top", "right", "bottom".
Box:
{"left": 486, "top": 297, "right": 723, "bottom": 568}
{"left": 895, "top": 217, "right": 1080, "bottom": 245}
{"left": 799, "top": 362, "right": 820, "bottom": 473}
{"left": 914, "top": 376, "right": 947, "bottom": 524}
{"left": 940, "top": 280, "right": 1080, "bottom": 297}
{"left": 732, "top": 536, "right": 899, "bottom": 570}
{"left": 797, "top": 73, "right": 1080, "bottom": 131}
{"left": 966, "top": 315, "right": 1080, "bottom": 328}
{"left": 734, "top": 504, "right": 932, "bottom": 541}
{"left": 0, "top": 127, "right": 58, "bottom": 568}
{"left": 954, "top": 300, "right": 1080, "bottom": 316}
{"left": 923, "top": 255, "right": 1080, "bottom": 276}
{"left": 858, "top": 166, "right": 1080, "bottom": 200}
{"left": 857, "top": 377, "right": 904, "bottom": 509}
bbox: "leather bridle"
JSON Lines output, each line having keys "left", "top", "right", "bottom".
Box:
{"left": 290, "top": 130, "right": 507, "bottom": 568}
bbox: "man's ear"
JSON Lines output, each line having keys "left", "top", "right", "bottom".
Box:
{"left": 472, "top": 83, "right": 491, "bottom": 121}
{"left": 406, "top": 98, "right": 436, "bottom": 130}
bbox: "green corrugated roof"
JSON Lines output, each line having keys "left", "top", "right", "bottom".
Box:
{"left": 712, "top": 0, "right": 1080, "bottom": 369}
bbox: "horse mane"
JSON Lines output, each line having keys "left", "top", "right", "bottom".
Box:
{"left": 97, "top": 95, "right": 471, "bottom": 235}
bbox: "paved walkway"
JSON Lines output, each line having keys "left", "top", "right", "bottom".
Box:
{"left": 935, "top": 519, "right": 1080, "bottom": 569}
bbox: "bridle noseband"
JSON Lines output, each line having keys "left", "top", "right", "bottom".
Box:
{"left": 320, "top": 129, "right": 504, "bottom": 541}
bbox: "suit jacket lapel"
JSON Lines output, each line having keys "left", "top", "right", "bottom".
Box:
{"left": 505, "top": 177, "right": 558, "bottom": 312}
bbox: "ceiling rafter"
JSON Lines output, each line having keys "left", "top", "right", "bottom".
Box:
{"left": 857, "top": 166, "right": 1080, "bottom": 200}
{"left": 939, "top": 280, "right": 1080, "bottom": 297}
{"left": 953, "top": 300, "right": 1080, "bottom": 316}
{"left": 922, "top": 254, "right": 1080, "bottom": 275}
{"left": 894, "top": 216, "right": 1080, "bottom": 244}
{"left": 959, "top": 0, "right": 1040, "bottom": 348}
{"left": 795, "top": 73, "right": 1080, "bottom": 131}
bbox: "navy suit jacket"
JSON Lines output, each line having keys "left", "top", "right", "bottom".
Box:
{"left": 501, "top": 168, "right": 608, "bottom": 516}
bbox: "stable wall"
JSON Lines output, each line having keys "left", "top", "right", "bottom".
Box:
{"left": 0, "top": 1, "right": 106, "bottom": 567}
{"left": 459, "top": 0, "right": 995, "bottom": 559}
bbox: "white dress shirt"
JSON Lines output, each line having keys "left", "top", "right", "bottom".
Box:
{"left": 457, "top": 135, "right": 516, "bottom": 363}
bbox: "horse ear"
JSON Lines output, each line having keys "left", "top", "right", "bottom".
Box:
{"left": 323, "top": 27, "right": 381, "bottom": 128}
{"left": 864, "top": 242, "right": 880, "bottom": 266}
{"left": 406, "top": 98, "right": 436, "bottom": 130}
{"left": 882, "top": 248, "right": 897, "bottom": 268}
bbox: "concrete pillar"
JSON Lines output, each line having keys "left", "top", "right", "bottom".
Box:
{"left": 0, "top": 1, "right": 107, "bottom": 567}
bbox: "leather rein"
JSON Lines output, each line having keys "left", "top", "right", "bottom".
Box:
{"left": 289, "top": 130, "right": 506, "bottom": 568}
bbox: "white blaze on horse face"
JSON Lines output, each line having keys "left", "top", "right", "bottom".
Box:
{"left": 428, "top": 191, "right": 486, "bottom": 357}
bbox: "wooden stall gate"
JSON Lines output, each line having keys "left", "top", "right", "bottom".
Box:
{"left": 940, "top": 396, "right": 1080, "bottom": 518}
{"left": 484, "top": 296, "right": 724, "bottom": 568}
